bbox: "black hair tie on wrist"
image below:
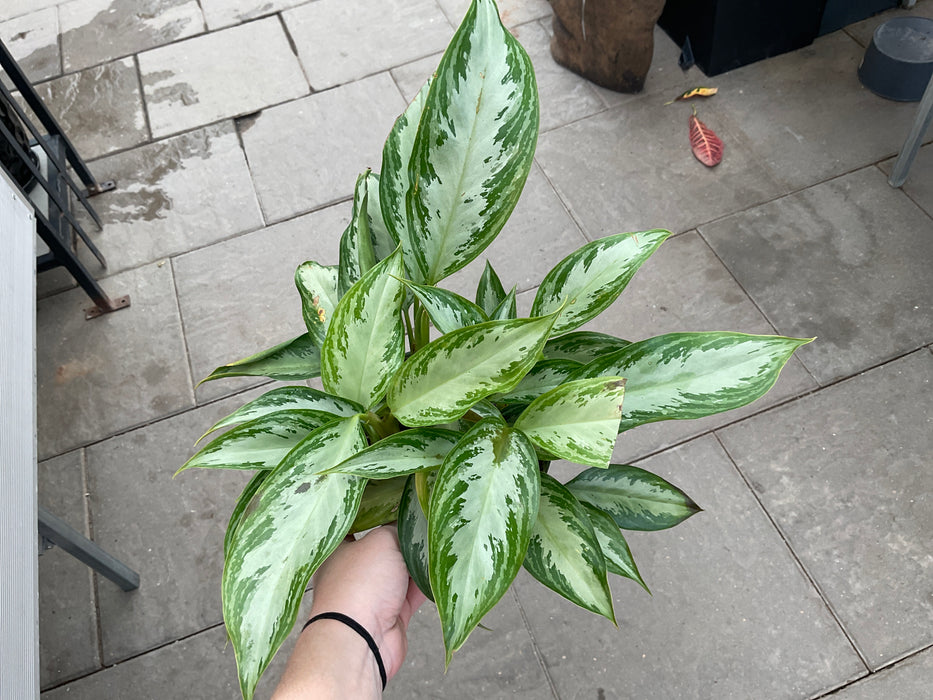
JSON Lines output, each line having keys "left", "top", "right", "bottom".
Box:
{"left": 302, "top": 612, "right": 387, "bottom": 690}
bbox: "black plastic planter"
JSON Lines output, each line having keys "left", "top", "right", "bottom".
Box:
{"left": 658, "top": 0, "right": 826, "bottom": 76}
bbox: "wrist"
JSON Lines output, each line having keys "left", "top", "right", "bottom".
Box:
{"left": 272, "top": 618, "right": 382, "bottom": 700}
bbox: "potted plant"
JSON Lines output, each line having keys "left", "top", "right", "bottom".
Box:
{"left": 177, "top": 1, "right": 809, "bottom": 697}
{"left": 549, "top": 0, "right": 668, "bottom": 92}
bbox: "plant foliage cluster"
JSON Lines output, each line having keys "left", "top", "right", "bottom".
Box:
{"left": 178, "top": 2, "right": 809, "bottom": 697}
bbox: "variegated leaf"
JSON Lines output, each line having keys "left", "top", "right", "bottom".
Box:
{"left": 223, "top": 417, "right": 367, "bottom": 700}
{"left": 198, "top": 386, "right": 362, "bottom": 445}
{"left": 514, "top": 377, "right": 626, "bottom": 469}
{"left": 543, "top": 331, "right": 631, "bottom": 363}
{"left": 462, "top": 398, "right": 502, "bottom": 421}
{"left": 295, "top": 262, "right": 339, "bottom": 346}
{"left": 581, "top": 502, "right": 649, "bottom": 592}
{"left": 523, "top": 473, "right": 615, "bottom": 621}
{"left": 388, "top": 314, "right": 556, "bottom": 427}
{"left": 199, "top": 334, "right": 321, "bottom": 384}
{"left": 476, "top": 260, "right": 507, "bottom": 316}
{"left": 407, "top": 0, "right": 538, "bottom": 283}
{"left": 350, "top": 475, "right": 408, "bottom": 533}
{"left": 404, "top": 280, "right": 487, "bottom": 334}
{"left": 325, "top": 427, "right": 461, "bottom": 479}
{"left": 337, "top": 171, "right": 377, "bottom": 297}
{"left": 178, "top": 411, "right": 334, "bottom": 474}
{"left": 490, "top": 286, "right": 517, "bottom": 320}
{"left": 364, "top": 171, "right": 398, "bottom": 263}
{"left": 531, "top": 230, "right": 671, "bottom": 336}
{"left": 573, "top": 332, "right": 812, "bottom": 432}
{"left": 224, "top": 470, "right": 269, "bottom": 561}
{"left": 566, "top": 464, "right": 700, "bottom": 531}
{"left": 493, "top": 358, "right": 581, "bottom": 405}
{"left": 429, "top": 418, "right": 540, "bottom": 663}
{"left": 398, "top": 474, "right": 433, "bottom": 601}
{"left": 381, "top": 78, "right": 432, "bottom": 283}
{"left": 321, "top": 249, "right": 406, "bottom": 408}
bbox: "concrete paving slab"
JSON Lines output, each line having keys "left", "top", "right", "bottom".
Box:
{"left": 519, "top": 435, "right": 865, "bottom": 700}
{"left": 510, "top": 20, "right": 609, "bottom": 134}
{"left": 554, "top": 231, "right": 817, "bottom": 463}
{"left": 283, "top": 0, "right": 453, "bottom": 91}
{"left": 442, "top": 161, "right": 588, "bottom": 299}
{"left": 709, "top": 31, "right": 918, "bottom": 192}
{"left": 534, "top": 86, "right": 785, "bottom": 238}
{"left": 74, "top": 121, "right": 263, "bottom": 277}
{"left": 198, "top": 0, "right": 306, "bottom": 30}
{"left": 174, "top": 203, "right": 349, "bottom": 403}
{"left": 829, "top": 646, "right": 933, "bottom": 699}
{"left": 60, "top": 0, "right": 205, "bottom": 73}
{"left": 717, "top": 350, "right": 933, "bottom": 670}
{"left": 138, "top": 17, "right": 308, "bottom": 138}
{"left": 845, "top": 0, "right": 933, "bottom": 47}
{"left": 24, "top": 57, "right": 149, "bottom": 161}
{"left": 87, "top": 388, "right": 272, "bottom": 664}
{"left": 437, "top": 0, "right": 552, "bottom": 29}
{"left": 880, "top": 144, "right": 933, "bottom": 218}
{"left": 0, "top": 7, "right": 60, "bottom": 85}
{"left": 40, "top": 619, "right": 304, "bottom": 700}
{"left": 36, "top": 261, "right": 194, "bottom": 460}
{"left": 386, "top": 591, "right": 552, "bottom": 699}
{"left": 701, "top": 167, "right": 933, "bottom": 386}
{"left": 0, "top": 1, "right": 58, "bottom": 23}
{"left": 240, "top": 72, "right": 406, "bottom": 222}
{"left": 37, "top": 450, "right": 99, "bottom": 690}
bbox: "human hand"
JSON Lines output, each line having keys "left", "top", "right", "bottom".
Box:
{"left": 272, "top": 525, "right": 427, "bottom": 699}
{"left": 308, "top": 525, "right": 427, "bottom": 680}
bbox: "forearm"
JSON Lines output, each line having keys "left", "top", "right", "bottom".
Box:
{"left": 271, "top": 619, "right": 382, "bottom": 700}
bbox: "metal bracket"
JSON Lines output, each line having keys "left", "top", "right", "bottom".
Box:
{"left": 85, "top": 180, "right": 116, "bottom": 197}
{"left": 84, "top": 294, "right": 131, "bottom": 320}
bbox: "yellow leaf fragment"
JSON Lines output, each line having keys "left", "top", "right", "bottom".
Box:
{"left": 665, "top": 87, "right": 719, "bottom": 105}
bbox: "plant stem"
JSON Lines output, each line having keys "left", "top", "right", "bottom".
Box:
{"left": 363, "top": 410, "right": 400, "bottom": 443}
{"left": 403, "top": 306, "right": 415, "bottom": 354}
{"left": 416, "top": 306, "right": 430, "bottom": 348}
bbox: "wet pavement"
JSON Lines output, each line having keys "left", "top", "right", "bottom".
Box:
{"left": 3, "top": 0, "right": 931, "bottom": 698}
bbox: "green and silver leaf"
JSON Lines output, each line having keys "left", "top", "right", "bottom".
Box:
{"left": 493, "top": 358, "right": 581, "bottom": 405}
{"left": 295, "top": 262, "right": 339, "bottom": 346}
{"left": 573, "top": 332, "right": 812, "bottom": 432}
{"left": 581, "top": 501, "right": 649, "bottom": 593}
{"left": 429, "top": 418, "right": 540, "bottom": 664}
{"left": 350, "top": 475, "right": 408, "bottom": 533}
{"left": 543, "top": 331, "right": 631, "bottom": 363}
{"left": 223, "top": 417, "right": 366, "bottom": 700}
{"left": 404, "top": 280, "right": 487, "bottom": 334}
{"left": 490, "top": 286, "right": 517, "bottom": 321}
{"left": 199, "top": 334, "right": 321, "bottom": 384}
{"left": 399, "top": 474, "right": 433, "bottom": 601}
{"left": 364, "top": 171, "right": 398, "bottom": 263}
{"left": 407, "top": 0, "right": 539, "bottom": 284}
{"left": 566, "top": 464, "right": 701, "bottom": 532}
{"left": 321, "top": 249, "right": 406, "bottom": 408}
{"left": 513, "top": 377, "right": 626, "bottom": 469}
{"left": 381, "top": 78, "right": 432, "bottom": 283}
{"left": 476, "top": 260, "right": 507, "bottom": 316}
{"left": 337, "top": 170, "right": 377, "bottom": 297}
{"left": 325, "top": 427, "right": 461, "bottom": 479}
{"left": 224, "top": 470, "right": 269, "bottom": 561}
{"left": 198, "top": 386, "right": 362, "bottom": 444}
{"left": 523, "top": 473, "right": 615, "bottom": 622}
{"left": 531, "top": 230, "right": 671, "bottom": 336}
{"left": 178, "top": 410, "right": 334, "bottom": 474}
{"left": 388, "top": 314, "right": 556, "bottom": 427}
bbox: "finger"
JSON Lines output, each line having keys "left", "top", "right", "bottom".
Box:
{"left": 400, "top": 578, "right": 428, "bottom": 628}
